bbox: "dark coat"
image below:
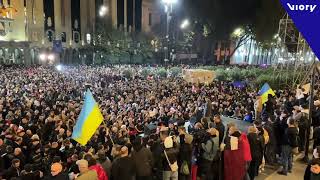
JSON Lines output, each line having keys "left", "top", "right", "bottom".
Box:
{"left": 247, "top": 133, "right": 264, "bottom": 163}
{"left": 178, "top": 138, "right": 192, "bottom": 172}
{"left": 20, "top": 171, "right": 42, "bottom": 180}
{"left": 111, "top": 156, "right": 136, "bottom": 180}
{"left": 282, "top": 127, "right": 299, "bottom": 147}
{"left": 4, "top": 166, "right": 20, "bottom": 179}
{"left": 162, "top": 147, "right": 178, "bottom": 171}
{"left": 214, "top": 122, "right": 225, "bottom": 145}
{"left": 44, "top": 173, "right": 69, "bottom": 180}
{"left": 131, "top": 146, "right": 154, "bottom": 177}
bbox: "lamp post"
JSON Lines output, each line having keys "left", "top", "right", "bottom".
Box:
{"left": 162, "top": 0, "right": 177, "bottom": 64}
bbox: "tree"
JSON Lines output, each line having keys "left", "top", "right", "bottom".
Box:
{"left": 181, "top": 0, "right": 283, "bottom": 64}
{"left": 80, "top": 21, "right": 155, "bottom": 64}
{"left": 229, "top": 26, "right": 252, "bottom": 58}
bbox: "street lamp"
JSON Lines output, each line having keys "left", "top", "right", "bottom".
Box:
{"left": 162, "top": 0, "right": 177, "bottom": 4}
{"left": 162, "top": 0, "right": 177, "bottom": 64}
{"left": 56, "top": 64, "right": 63, "bottom": 71}
{"left": 39, "top": 53, "right": 46, "bottom": 62}
{"left": 232, "top": 27, "right": 244, "bottom": 37}
{"left": 180, "top": 19, "right": 190, "bottom": 29}
{"left": 48, "top": 54, "right": 55, "bottom": 61}
{"left": 99, "top": 5, "right": 108, "bottom": 17}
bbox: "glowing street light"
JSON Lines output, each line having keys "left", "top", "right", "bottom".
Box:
{"left": 48, "top": 54, "right": 55, "bottom": 61}
{"left": 232, "top": 27, "right": 244, "bottom": 37}
{"left": 99, "top": 5, "right": 108, "bottom": 17}
{"left": 39, "top": 53, "right": 46, "bottom": 61}
{"left": 180, "top": 19, "right": 190, "bottom": 29}
{"left": 162, "top": 0, "right": 177, "bottom": 4}
{"left": 56, "top": 64, "right": 63, "bottom": 71}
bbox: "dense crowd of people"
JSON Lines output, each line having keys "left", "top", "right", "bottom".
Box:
{"left": 0, "top": 65, "right": 320, "bottom": 180}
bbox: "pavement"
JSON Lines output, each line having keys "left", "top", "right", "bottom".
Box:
{"left": 257, "top": 155, "right": 307, "bottom": 180}
{"left": 221, "top": 116, "right": 307, "bottom": 179}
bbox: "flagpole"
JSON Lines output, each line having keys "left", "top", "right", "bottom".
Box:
{"left": 303, "top": 56, "right": 316, "bottom": 162}
{"left": 102, "top": 120, "right": 115, "bottom": 146}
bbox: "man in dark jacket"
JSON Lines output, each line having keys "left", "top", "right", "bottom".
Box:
{"left": 131, "top": 137, "right": 154, "bottom": 180}
{"left": 278, "top": 118, "right": 298, "bottom": 176}
{"left": 44, "top": 162, "right": 68, "bottom": 180}
{"left": 111, "top": 146, "right": 136, "bottom": 180}
{"left": 247, "top": 126, "right": 264, "bottom": 180}
{"left": 162, "top": 136, "right": 179, "bottom": 180}
{"left": 20, "top": 164, "right": 43, "bottom": 180}
{"left": 177, "top": 128, "right": 193, "bottom": 180}
{"left": 263, "top": 117, "right": 277, "bottom": 165}
{"left": 4, "top": 158, "right": 21, "bottom": 179}
{"left": 213, "top": 115, "right": 225, "bottom": 145}
{"left": 97, "top": 152, "right": 112, "bottom": 178}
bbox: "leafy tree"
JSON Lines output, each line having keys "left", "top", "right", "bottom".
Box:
{"left": 181, "top": 0, "right": 283, "bottom": 64}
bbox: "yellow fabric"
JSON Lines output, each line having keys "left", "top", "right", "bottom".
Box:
{"left": 297, "top": 83, "right": 310, "bottom": 95}
{"left": 261, "top": 89, "right": 275, "bottom": 105}
{"left": 263, "top": 128, "right": 269, "bottom": 145}
{"left": 73, "top": 104, "right": 103, "bottom": 146}
{"left": 230, "top": 136, "right": 238, "bottom": 150}
{"left": 76, "top": 170, "right": 98, "bottom": 180}
{"left": 255, "top": 96, "right": 263, "bottom": 112}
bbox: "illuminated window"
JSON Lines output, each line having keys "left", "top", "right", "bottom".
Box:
{"left": 86, "top": 33, "right": 91, "bottom": 44}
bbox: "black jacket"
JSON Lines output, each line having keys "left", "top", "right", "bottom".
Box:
{"left": 4, "top": 166, "right": 20, "bottom": 179}
{"left": 20, "top": 171, "right": 42, "bottom": 180}
{"left": 162, "top": 147, "right": 178, "bottom": 171}
{"left": 247, "top": 133, "right": 264, "bottom": 162}
{"left": 282, "top": 127, "right": 299, "bottom": 147}
{"left": 214, "top": 122, "right": 225, "bottom": 145}
{"left": 111, "top": 156, "right": 136, "bottom": 180}
{"left": 131, "top": 146, "right": 154, "bottom": 176}
{"left": 178, "top": 136, "right": 192, "bottom": 168}
{"left": 44, "top": 173, "right": 69, "bottom": 180}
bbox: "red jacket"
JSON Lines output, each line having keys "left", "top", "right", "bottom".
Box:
{"left": 89, "top": 164, "right": 108, "bottom": 180}
{"left": 241, "top": 133, "right": 252, "bottom": 162}
{"left": 224, "top": 134, "right": 248, "bottom": 180}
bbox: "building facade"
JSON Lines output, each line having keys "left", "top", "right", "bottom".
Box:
{"left": 0, "top": 0, "right": 96, "bottom": 65}
{"left": 102, "top": 0, "right": 162, "bottom": 34}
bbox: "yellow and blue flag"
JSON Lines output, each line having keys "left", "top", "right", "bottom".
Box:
{"left": 72, "top": 90, "right": 103, "bottom": 146}
{"left": 258, "top": 83, "right": 275, "bottom": 105}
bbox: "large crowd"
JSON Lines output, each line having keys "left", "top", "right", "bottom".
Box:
{"left": 0, "top": 65, "right": 320, "bottom": 180}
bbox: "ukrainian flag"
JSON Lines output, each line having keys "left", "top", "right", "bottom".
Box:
{"left": 258, "top": 83, "right": 275, "bottom": 105}
{"left": 72, "top": 90, "right": 103, "bottom": 146}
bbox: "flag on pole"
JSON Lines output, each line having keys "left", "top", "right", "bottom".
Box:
{"left": 258, "top": 83, "right": 275, "bottom": 105}
{"left": 72, "top": 90, "right": 103, "bottom": 146}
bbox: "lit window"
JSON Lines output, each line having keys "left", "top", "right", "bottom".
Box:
{"left": 86, "top": 33, "right": 91, "bottom": 44}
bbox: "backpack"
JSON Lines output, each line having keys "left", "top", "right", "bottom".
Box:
{"left": 180, "top": 161, "right": 190, "bottom": 175}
